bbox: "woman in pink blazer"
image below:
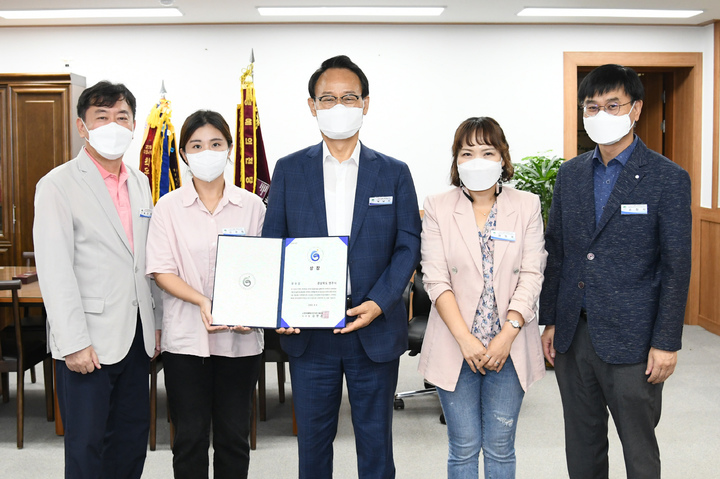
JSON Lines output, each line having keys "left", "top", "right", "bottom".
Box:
{"left": 418, "top": 117, "right": 547, "bottom": 478}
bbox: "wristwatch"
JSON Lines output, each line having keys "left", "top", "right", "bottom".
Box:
{"left": 507, "top": 319, "right": 522, "bottom": 329}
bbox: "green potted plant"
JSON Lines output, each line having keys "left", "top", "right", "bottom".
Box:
{"left": 511, "top": 152, "right": 564, "bottom": 369}
{"left": 511, "top": 153, "right": 564, "bottom": 226}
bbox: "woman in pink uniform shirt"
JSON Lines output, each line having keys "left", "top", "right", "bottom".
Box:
{"left": 146, "top": 110, "right": 265, "bottom": 479}
{"left": 418, "top": 117, "right": 547, "bottom": 479}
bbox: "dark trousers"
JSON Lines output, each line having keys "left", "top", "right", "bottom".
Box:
{"left": 555, "top": 314, "right": 663, "bottom": 479}
{"left": 163, "top": 351, "right": 262, "bottom": 479}
{"left": 56, "top": 317, "right": 150, "bottom": 479}
{"left": 289, "top": 330, "right": 400, "bottom": 479}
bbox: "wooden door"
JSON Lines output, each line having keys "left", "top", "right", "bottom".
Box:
{"left": 10, "top": 87, "right": 71, "bottom": 266}
{"left": 0, "top": 87, "right": 11, "bottom": 264}
{"left": 634, "top": 72, "right": 665, "bottom": 155}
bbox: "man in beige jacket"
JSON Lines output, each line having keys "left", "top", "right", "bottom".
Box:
{"left": 33, "top": 81, "right": 156, "bottom": 479}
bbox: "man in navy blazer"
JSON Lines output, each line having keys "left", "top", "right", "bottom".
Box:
{"left": 262, "top": 55, "right": 421, "bottom": 479}
{"left": 540, "top": 64, "right": 691, "bottom": 479}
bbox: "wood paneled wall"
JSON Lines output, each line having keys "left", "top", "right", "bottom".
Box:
{"left": 696, "top": 21, "right": 720, "bottom": 335}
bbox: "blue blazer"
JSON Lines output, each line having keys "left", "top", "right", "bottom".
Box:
{"left": 539, "top": 138, "right": 691, "bottom": 364}
{"left": 262, "top": 142, "right": 422, "bottom": 363}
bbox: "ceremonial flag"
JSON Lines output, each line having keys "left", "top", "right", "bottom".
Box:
{"left": 236, "top": 59, "right": 271, "bottom": 202}
{"left": 139, "top": 94, "right": 182, "bottom": 204}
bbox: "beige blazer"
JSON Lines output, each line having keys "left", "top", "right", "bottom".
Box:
{"left": 418, "top": 186, "right": 547, "bottom": 392}
{"left": 33, "top": 149, "right": 156, "bottom": 364}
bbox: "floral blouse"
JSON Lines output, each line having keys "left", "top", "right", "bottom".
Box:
{"left": 470, "top": 202, "right": 501, "bottom": 347}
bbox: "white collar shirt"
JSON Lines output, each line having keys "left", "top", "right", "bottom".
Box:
{"left": 322, "top": 140, "right": 361, "bottom": 294}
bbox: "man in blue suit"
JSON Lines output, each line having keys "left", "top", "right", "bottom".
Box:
{"left": 540, "top": 64, "right": 691, "bottom": 479}
{"left": 262, "top": 55, "right": 421, "bottom": 479}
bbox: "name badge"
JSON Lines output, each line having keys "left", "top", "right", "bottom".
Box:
{"left": 222, "top": 227, "right": 246, "bottom": 236}
{"left": 369, "top": 196, "right": 393, "bottom": 206}
{"left": 139, "top": 208, "right": 152, "bottom": 218}
{"left": 621, "top": 204, "right": 648, "bottom": 215}
{"left": 490, "top": 230, "right": 516, "bottom": 242}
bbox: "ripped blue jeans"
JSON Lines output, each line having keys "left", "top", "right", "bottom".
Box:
{"left": 437, "top": 357, "right": 525, "bottom": 479}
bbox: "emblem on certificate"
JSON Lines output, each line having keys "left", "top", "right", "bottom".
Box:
{"left": 211, "top": 236, "right": 349, "bottom": 329}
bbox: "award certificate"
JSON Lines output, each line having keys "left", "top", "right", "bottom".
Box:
{"left": 280, "top": 236, "right": 348, "bottom": 329}
{"left": 211, "top": 236, "right": 282, "bottom": 328}
{"left": 211, "top": 235, "right": 348, "bottom": 328}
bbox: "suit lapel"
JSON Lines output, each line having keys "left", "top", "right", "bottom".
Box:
{"left": 77, "top": 151, "right": 133, "bottom": 255}
{"left": 593, "top": 143, "right": 648, "bottom": 238}
{"left": 579, "top": 155, "right": 597, "bottom": 237}
{"left": 349, "top": 144, "right": 380, "bottom": 253}
{"left": 453, "top": 192, "right": 484, "bottom": 276}
{"left": 303, "top": 143, "right": 329, "bottom": 236}
{"left": 493, "top": 190, "right": 517, "bottom": 271}
{"left": 127, "top": 172, "right": 144, "bottom": 261}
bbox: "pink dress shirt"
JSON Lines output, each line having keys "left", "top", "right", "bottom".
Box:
{"left": 88, "top": 148, "right": 133, "bottom": 252}
{"left": 145, "top": 181, "right": 266, "bottom": 357}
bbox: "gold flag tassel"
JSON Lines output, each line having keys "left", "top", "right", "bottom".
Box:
{"left": 140, "top": 91, "right": 182, "bottom": 204}
{"left": 236, "top": 56, "right": 271, "bottom": 201}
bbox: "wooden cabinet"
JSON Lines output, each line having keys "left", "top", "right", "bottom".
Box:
{"left": 0, "top": 74, "right": 85, "bottom": 265}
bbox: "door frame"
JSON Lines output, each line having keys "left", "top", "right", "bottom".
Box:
{"left": 563, "top": 51, "right": 703, "bottom": 327}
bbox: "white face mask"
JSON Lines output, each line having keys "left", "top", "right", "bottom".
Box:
{"left": 83, "top": 120, "right": 134, "bottom": 160}
{"left": 186, "top": 149, "right": 228, "bottom": 183}
{"left": 583, "top": 102, "right": 636, "bottom": 145}
{"left": 315, "top": 103, "right": 364, "bottom": 140}
{"left": 457, "top": 158, "right": 503, "bottom": 192}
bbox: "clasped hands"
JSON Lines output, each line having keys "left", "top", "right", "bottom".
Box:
{"left": 459, "top": 331, "right": 513, "bottom": 374}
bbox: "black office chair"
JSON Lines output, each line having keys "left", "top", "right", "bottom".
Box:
{"left": 393, "top": 268, "right": 443, "bottom": 422}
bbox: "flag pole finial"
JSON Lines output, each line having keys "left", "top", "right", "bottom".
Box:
{"left": 160, "top": 80, "right": 167, "bottom": 99}
{"left": 250, "top": 49, "right": 255, "bottom": 64}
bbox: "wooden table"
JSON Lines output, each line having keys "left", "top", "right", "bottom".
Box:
{"left": 0, "top": 267, "right": 42, "bottom": 305}
{"left": 0, "top": 266, "right": 63, "bottom": 435}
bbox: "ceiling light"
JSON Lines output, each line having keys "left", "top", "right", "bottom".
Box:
{"left": 0, "top": 8, "right": 183, "bottom": 19}
{"left": 257, "top": 6, "right": 445, "bottom": 17}
{"left": 517, "top": 8, "right": 703, "bottom": 19}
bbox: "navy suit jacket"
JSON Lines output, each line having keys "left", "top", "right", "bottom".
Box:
{"left": 262, "top": 142, "right": 422, "bottom": 363}
{"left": 539, "top": 138, "right": 691, "bottom": 364}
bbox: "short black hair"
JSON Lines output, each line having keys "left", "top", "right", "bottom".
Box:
{"left": 179, "top": 110, "right": 233, "bottom": 159}
{"left": 577, "top": 64, "right": 644, "bottom": 104}
{"left": 77, "top": 81, "right": 137, "bottom": 121}
{"left": 308, "top": 55, "right": 369, "bottom": 99}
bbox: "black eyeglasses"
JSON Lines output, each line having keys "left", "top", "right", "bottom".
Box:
{"left": 315, "top": 94, "right": 362, "bottom": 109}
{"left": 582, "top": 101, "right": 633, "bottom": 117}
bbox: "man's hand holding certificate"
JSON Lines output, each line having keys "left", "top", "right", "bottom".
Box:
{"left": 335, "top": 300, "right": 382, "bottom": 334}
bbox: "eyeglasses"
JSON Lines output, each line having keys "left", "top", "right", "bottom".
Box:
{"left": 582, "top": 101, "right": 633, "bottom": 117}
{"left": 315, "top": 94, "right": 362, "bottom": 109}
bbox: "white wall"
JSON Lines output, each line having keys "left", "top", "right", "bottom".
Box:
{"left": 0, "top": 23, "right": 714, "bottom": 206}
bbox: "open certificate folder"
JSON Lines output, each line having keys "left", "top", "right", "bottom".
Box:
{"left": 211, "top": 236, "right": 348, "bottom": 329}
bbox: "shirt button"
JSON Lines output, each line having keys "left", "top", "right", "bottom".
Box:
{"left": 587, "top": 253, "right": 595, "bottom": 260}
{"left": 578, "top": 281, "right": 585, "bottom": 289}
{"left": 132, "top": 300, "right": 139, "bottom": 306}
{"left": 606, "top": 180, "right": 610, "bottom": 184}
